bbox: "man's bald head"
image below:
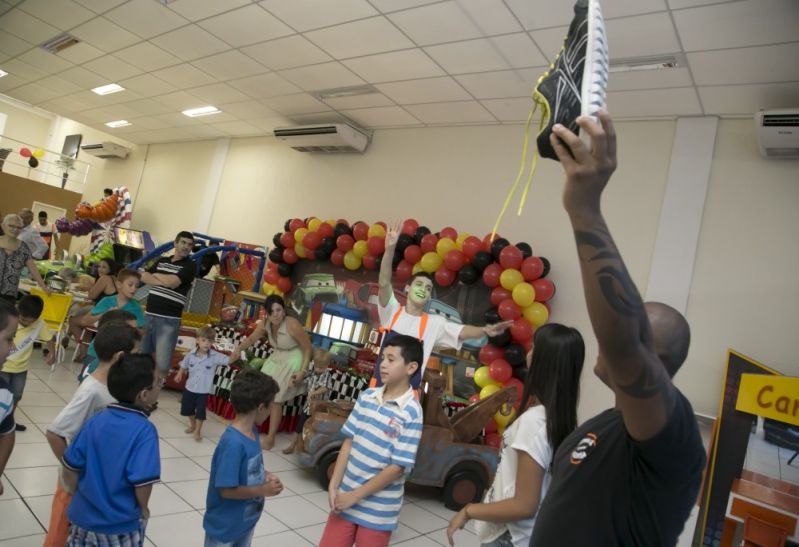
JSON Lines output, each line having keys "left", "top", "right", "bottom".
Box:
{"left": 645, "top": 302, "right": 690, "bottom": 378}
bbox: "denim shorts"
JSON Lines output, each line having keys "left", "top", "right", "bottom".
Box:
{"left": 140, "top": 314, "right": 181, "bottom": 376}
{"left": 204, "top": 526, "right": 255, "bottom": 547}
{"left": 180, "top": 390, "right": 208, "bottom": 420}
{"left": 0, "top": 370, "right": 27, "bottom": 404}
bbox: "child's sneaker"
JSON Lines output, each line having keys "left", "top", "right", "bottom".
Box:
{"left": 534, "top": 0, "right": 608, "bottom": 159}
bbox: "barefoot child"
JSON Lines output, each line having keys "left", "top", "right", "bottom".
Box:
{"left": 174, "top": 326, "right": 229, "bottom": 441}
{"left": 284, "top": 347, "right": 332, "bottom": 455}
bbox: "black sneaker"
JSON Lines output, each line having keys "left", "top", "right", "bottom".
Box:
{"left": 15, "top": 423, "right": 27, "bottom": 432}
{"left": 534, "top": 0, "right": 608, "bottom": 160}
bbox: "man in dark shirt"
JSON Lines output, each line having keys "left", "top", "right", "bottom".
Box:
{"left": 529, "top": 112, "right": 706, "bottom": 546}
{"left": 139, "top": 231, "right": 196, "bottom": 383}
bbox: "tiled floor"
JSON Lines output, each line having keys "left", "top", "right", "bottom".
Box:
{"left": 0, "top": 352, "right": 484, "bottom": 546}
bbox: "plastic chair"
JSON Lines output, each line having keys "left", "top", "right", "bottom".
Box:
{"left": 71, "top": 326, "right": 97, "bottom": 363}
{"left": 30, "top": 287, "right": 73, "bottom": 368}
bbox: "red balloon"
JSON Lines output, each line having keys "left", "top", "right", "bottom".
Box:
{"left": 485, "top": 432, "right": 502, "bottom": 449}
{"left": 482, "top": 233, "right": 499, "bottom": 252}
{"left": 279, "top": 232, "right": 295, "bottom": 248}
{"left": 403, "top": 244, "right": 422, "bottom": 264}
{"left": 337, "top": 218, "right": 350, "bottom": 226}
{"left": 352, "top": 222, "right": 369, "bottom": 241}
{"left": 420, "top": 233, "right": 438, "bottom": 253}
{"left": 317, "top": 222, "right": 334, "bottom": 238}
{"left": 336, "top": 234, "right": 355, "bottom": 252}
{"left": 490, "top": 286, "right": 512, "bottom": 307}
{"left": 482, "top": 263, "right": 502, "bottom": 288}
{"left": 366, "top": 236, "right": 385, "bottom": 256}
{"left": 19, "top": 147, "right": 32, "bottom": 158}
{"left": 499, "top": 245, "right": 523, "bottom": 270}
{"left": 330, "top": 249, "right": 345, "bottom": 266}
{"left": 484, "top": 417, "right": 498, "bottom": 434}
{"left": 440, "top": 226, "right": 458, "bottom": 240}
{"left": 521, "top": 256, "right": 544, "bottom": 281}
{"left": 505, "top": 378, "right": 525, "bottom": 404}
{"left": 434, "top": 267, "right": 455, "bottom": 287}
{"left": 276, "top": 276, "right": 292, "bottom": 293}
{"left": 469, "top": 393, "right": 481, "bottom": 405}
{"left": 461, "top": 236, "right": 482, "bottom": 259}
{"left": 498, "top": 298, "right": 521, "bottom": 321}
{"left": 523, "top": 338, "right": 533, "bottom": 353}
{"left": 395, "top": 260, "right": 413, "bottom": 282}
{"left": 444, "top": 249, "right": 466, "bottom": 272}
{"left": 264, "top": 269, "right": 279, "bottom": 285}
{"left": 479, "top": 344, "right": 503, "bottom": 365}
{"left": 362, "top": 254, "right": 378, "bottom": 270}
{"left": 302, "top": 231, "right": 322, "bottom": 250}
{"left": 283, "top": 248, "right": 298, "bottom": 264}
{"left": 288, "top": 218, "right": 305, "bottom": 233}
{"left": 266, "top": 261, "right": 277, "bottom": 270}
{"left": 510, "top": 317, "right": 533, "bottom": 342}
{"left": 542, "top": 301, "right": 552, "bottom": 315}
{"left": 489, "top": 359, "right": 512, "bottom": 383}
{"left": 401, "top": 219, "right": 419, "bottom": 236}
{"left": 532, "top": 278, "right": 555, "bottom": 302}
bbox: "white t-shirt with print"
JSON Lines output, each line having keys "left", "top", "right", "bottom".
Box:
{"left": 474, "top": 404, "right": 552, "bottom": 547}
{"left": 47, "top": 375, "right": 116, "bottom": 442}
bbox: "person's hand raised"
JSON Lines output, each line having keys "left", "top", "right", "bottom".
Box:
{"left": 385, "top": 221, "right": 401, "bottom": 249}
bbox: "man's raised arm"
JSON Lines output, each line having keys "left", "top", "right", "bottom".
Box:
{"left": 378, "top": 222, "right": 400, "bottom": 308}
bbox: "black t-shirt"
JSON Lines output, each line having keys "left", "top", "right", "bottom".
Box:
{"left": 530, "top": 391, "right": 705, "bottom": 547}
{"left": 145, "top": 257, "right": 196, "bottom": 318}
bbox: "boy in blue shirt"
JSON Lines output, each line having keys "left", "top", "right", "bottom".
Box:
{"left": 204, "top": 369, "right": 284, "bottom": 547}
{"left": 320, "top": 334, "right": 424, "bottom": 547}
{"left": 0, "top": 301, "right": 19, "bottom": 496}
{"left": 174, "top": 326, "right": 230, "bottom": 441}
{"left": 62, "top": 353, "right": 161, "bottom": 546}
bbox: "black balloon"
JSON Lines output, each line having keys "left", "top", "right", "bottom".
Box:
{"left": 512, "top": 366, "right": 528, "bottom": 382}
{"left": 516, "top": 242, "right": 533, "bottom": 259}
{"left": 28, "top": 157, "right": 39, "bottom": 168}
{"left": 334, "top": 222, "right": 352, "bottom": 238}
{"left": 540, "top": 256, "right": 551, "bottom": 278}
{"left": 414, "top": 226, "right": 431, "bottom": 244}
{"left": 396, "top": 233, "right": 413, "bottom": 253}
{"left": 283, "top": 219, "right": 291, "bottom": 231}
{"left": 321, "top": 237, "right": 336, "bottom": 253}
{"left": 277, "top": 263, "right": 293, "bottom": 277}
{"left": 490, "top": 237, "right": 510, "bottom": 260}
{"left": 484, "top": 307, "right": 501, "bottom": 324}
{"left": 488, "top": 329, "right": 511, "bottom": 348}
{"left": 392, "top": 253, "right": 403, "bottom": 270}
{"left": 504, "top": 344, "right": 527, "bottom": 368}
{"left": 314, "top": 248, "right": 329, "bottom": 261}
{"left": 458, "top": 264, "right": 479, "bottom": 284}
{"left": 472, "top": 251, "right": 493, "bottom": 272}
{"left": 268, "top": 248, "right": 284, "bottom": 264}
{"left": 272, "top": 232, "right": 283, "bottom": 247}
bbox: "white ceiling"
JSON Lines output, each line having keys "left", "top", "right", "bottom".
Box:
{"left": 0, "top": 0, "right": 797, "bottom": 144}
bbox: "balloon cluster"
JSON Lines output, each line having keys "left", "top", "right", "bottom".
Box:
{"left": 19, "top": 147, "right": 44, "bottom": 168}
{"left": 75, "top": 193, "right": 120, "bottom": 222}
{"left": 54, "top": 217, "right": 95, "bottom": 236}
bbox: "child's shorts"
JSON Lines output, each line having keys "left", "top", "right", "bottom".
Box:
{"left": 180, "top": 390, "right": 208, "bottom": 420}
{"left": 0, "top": 370, "right": 27, "bottom": 404}
{"left": 67, "top": 522, "right": 145, "bottom": 547}
{"left": 319, "top": 512, "right": 391, "bottom": 547}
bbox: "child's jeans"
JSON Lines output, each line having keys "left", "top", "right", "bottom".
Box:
{"left": 204, "top": 527, "right": 255, "bottom": 547}
{"left": 319, "top": 512, "right": 391, "bottom": 547}
{"left": 0, "top": 370, "right": 26, "bottom": 403}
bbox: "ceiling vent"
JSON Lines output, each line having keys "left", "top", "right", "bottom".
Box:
{"left": 41, "top": 33, "right": 80, "bottom": 54}
{"left": 755, "top": 109, "right": 799, "bottom": 159}
{"left": 273, "top": 123, "right": 371, "bottom": 153}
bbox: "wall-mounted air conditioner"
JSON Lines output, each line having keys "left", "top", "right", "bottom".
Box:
{"left": 755, "top": 109, "right": 799, "bottom": 159}
{"left": 273, "top": 123, "right": 370, "bottom": 153}
{"left": 80, "top": 141, "right": 130, "bottom": 159}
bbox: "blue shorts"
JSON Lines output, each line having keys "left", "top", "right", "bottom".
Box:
{"left": 180, "top": 390, "right": 208, "bottom": 420}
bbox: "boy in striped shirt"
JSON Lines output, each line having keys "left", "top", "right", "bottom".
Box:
{"left": 320, "top": 334, "right": 424, "bottom": 547}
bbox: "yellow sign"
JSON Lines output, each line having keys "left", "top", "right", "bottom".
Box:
{"left": 736, "top": 373, "right": 799, "bottom": 426}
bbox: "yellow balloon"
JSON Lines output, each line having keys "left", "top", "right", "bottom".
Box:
{"left": 326, "top": 219, "right": 337, "bottom": 227}
{"left": 436, "top": 237, "right": 456, "bottom": 259}
{"left": 294, "top": 227, "right": 308, "bottom": 244}
{"left": 343, "top": 250, "right": 362, "bottom": 271}
{"left": 512, "top": 282, "right": 536, "bottom": 308}
{"left": 353, "top": 240, "right": 368, "bottom": 258}
{"left": 499, "top": 268, "right": 523, "bottom": 291}
{"left": 480, "top": 384, "right": 501, "bottom": 400}
{"left": 523, "top": 302, "right": 549, "bottom": 327}
{"left": 412, "top": 262, "right": 424, "bottom": 275}
{"left": 260, "top": 282, "right": 276, "bottom": 295}
{"left": 33, "top": 148, "right": 45, "bottom": 159}
{"left": 307, "top": 218, "right": 322, "bottom": 232}
{"left": 494, "top": 405, "right": 517, "bottom": 428}
{"left": 473, "top": 365, "right": 495, "bottom": 388}
{"left": 420, "top": 251, "right": 442, "bottom": 273}
{"left": 455, "top": 233, "right": 471, "bottom": 249}
{"left": 295, "top": 244, "right": 307, "bottom": 258}
{"left": 367, "top": 223, "right": 386, "bottom": 238}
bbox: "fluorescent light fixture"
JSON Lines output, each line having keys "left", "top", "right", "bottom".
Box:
{"left": 609, "top": 55, "right": 681, "bottom": 74}
{"left": 92, "top": 83, "right": 124, "bottom": 95}
{"left": 315, "top": 85, "right": 378, "bottom": 100}
{"left": 105, "top": 120, "right": 131, "bottom": 128}
{"left": 0, "top": 68, "right": 7, "bottom": 78}
{"left": 182, "top": 105, "right": 221, "bottom": 117}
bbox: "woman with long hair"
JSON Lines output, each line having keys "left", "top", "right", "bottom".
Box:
{"left": 447, "top": 323, "right": 584, "bottom": 547}
{"left": 0, "top": 214, "right": 49, "bottom": 305}
{"left": 66, "top": 258, "right": 120, "bottom": 357}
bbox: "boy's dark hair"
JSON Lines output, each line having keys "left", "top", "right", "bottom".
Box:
{"left": 94, "top": 323, "right": 140, "bottom": 362}
{"left": 38, "top": 211, "right": 47, "bottom": 218}
{"left": 230, "top": 369, "right": 279, "bottom": 414}
{"left": 117, "top": 268, "right": 141, "bottom": 283}
{"left": 0, "top": 300, "right": 19, "bottom": 331}
{"left": 103, "top": 188, "right": 113, "bottom": 196}
{"left": 175, "top": 231, "right": 194, "bottom": 243}
{"left": 383, "top": 334, "right": 423, "bottom": 367}
{"left": 197, "top": 326, "right": 216, "bottom": 340}
{"left": 108, "top": 353, "right": 155, "bottom": 404}
{"left": 18, "top": 294, "right": 44, "bottom": 319}
{"left": 98, "top": 309, "right": 137, "bottom": 328}
{"left": 409, "top": 272, "right": 434, "bottom": 285}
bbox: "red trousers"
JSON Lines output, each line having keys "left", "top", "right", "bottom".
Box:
{"left": 318, "top": 512, "right": 392, "bottom": 547}
{"left": 43, "top": 479, "right": 71, "bottom": 547}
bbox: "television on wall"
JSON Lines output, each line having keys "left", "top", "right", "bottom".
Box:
{"left": 61, "top": 134, "right": 82, "bottom": 158}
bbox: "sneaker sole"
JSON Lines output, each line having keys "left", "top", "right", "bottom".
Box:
{"left": 579, "top": 0, "right": 608, "bottom": 147}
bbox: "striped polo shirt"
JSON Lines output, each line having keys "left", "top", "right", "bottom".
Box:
{"left": 339, "top": 386, "right": 423, "bottom": 531}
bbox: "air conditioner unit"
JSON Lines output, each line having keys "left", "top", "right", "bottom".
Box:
{"left": 755, "top": 109, "right": 799, "bottom": 159}
{"left": 273, "top": 123, "right": 370, "bottom": 153}
{"left": 80, "top": 141, "right": 130, "bottom": 159}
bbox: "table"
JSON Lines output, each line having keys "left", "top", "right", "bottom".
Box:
{"left": 723, "top": 469, "right": 799, "bottom": 544}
